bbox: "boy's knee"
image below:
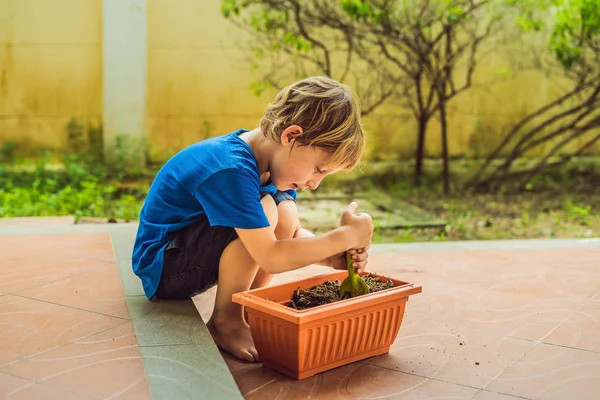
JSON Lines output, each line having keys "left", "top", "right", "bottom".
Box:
{"left": 260, "top": 194, "right": 278, "bottom": 227}
{"left": 260, "top": 194, "right": 298, "bottom": 238}
{"left": 275, "top": 199, "right": 298, "bottom": 238}
{"left": 277, "top": 200, "right": 297, "bottom": 224}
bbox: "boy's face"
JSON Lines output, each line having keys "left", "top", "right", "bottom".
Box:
{"left": 270, "top": 126, "right": 340, "bottom": 192}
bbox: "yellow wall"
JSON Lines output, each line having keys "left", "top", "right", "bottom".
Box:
{"left": 0, "top": 0, "right": 102, "bottom": 150}
{"left": 1, "top": 0, "right": 599, "bottom": 160}
{"left": 147, "top": 0, "right": 267, "bottom": 159}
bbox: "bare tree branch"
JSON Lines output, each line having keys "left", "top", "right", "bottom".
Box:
{"left": 468, "top": 83, "right": 591, "bottom": 185}
{"left": 517, "top": 117, "right": 600, "bottom": 187}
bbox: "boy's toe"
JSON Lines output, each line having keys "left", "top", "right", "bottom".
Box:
{"left": 249, "top": 347, "right": 260, "bottom": 362}
{"left": 238, "top": 349, "right": 257, "bottom": 362}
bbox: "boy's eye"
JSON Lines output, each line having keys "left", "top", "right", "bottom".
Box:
{"left": 315, "top": 168, "right": 323, "bottom": 174}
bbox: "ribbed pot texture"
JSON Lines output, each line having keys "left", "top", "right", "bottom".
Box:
{"left": 232, "top": 271, "right": 422, "bottom": 379}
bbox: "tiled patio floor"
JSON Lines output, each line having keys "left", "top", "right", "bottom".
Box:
{"left": 0, "top": 231, "right": 149, "bottom": 399}
{"left": 1, "top": 221, "right": 599, "bottom": 399}
{"left": 195, "top": 243, "right": 600, "bottom": 399}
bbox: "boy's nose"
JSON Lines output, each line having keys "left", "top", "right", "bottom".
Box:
{"left": 306, "top": 180, "right": 320, "bottom": 190}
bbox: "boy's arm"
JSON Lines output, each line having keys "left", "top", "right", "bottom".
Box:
{"left": 293, "top": 227, "right": 332, "bottom": 267}
{"left": 236, "top": 226, "right": 349, "bottom": 274}
{"left": 235, "top": 203, "right": 372, "bottom": 274}
{"left": 293, "top": 222, "right": 370, "bottom": 272}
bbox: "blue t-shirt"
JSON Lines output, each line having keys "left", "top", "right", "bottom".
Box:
{"left": 132, "top": 129, "right": 296, "bottom": 299}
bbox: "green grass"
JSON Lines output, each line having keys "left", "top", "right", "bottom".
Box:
{"left": 368, "top": 189, "right": 598, "bottom": 243}
{"left": 1, "top": 154, "right": 598, "bottom": 242}
{"left": 0, "top": 154, "right": 147, "bottom": 221}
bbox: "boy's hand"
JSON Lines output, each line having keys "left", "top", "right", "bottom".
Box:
{"left": 327, "top": 245, "right": 370, "bottom": 274}
{"left": 340, "top": 202, "right": 374, "bottom": 249}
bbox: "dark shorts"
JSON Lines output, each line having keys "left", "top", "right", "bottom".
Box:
{"left": 153, "top": 190, "right": 295, "bottom": 300}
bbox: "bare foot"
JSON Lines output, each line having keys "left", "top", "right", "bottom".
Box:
{"left": 207, "top": 316, "right": 260, "bottom": 363}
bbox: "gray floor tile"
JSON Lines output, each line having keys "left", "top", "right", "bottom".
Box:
{"left": 119, "top": 269, "right": 146, "bottom": 297}
{"left": 109, "top": 226, "right": 145, "bottom": 297}
{"left": 126, "top": 296, "right": 207, "bottom": 346}
{"left": 108, "top": 225, "right": 137, "bottom": 259}
{"left": 113, "top": 254, "right": 145, "bottom": 297}
{"left": 140, "top": 344, "right": 243, "bottom": 400}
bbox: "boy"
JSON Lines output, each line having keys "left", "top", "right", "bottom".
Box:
{"left": 132, "top": 76, "right": 374, "bottom": 362}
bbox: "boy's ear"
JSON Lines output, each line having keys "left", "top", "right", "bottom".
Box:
{"left": 280, "top": 125, "right": 304, "bottom": 146}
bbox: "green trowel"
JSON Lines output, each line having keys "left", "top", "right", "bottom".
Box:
{"left": 339, "top": 251, "right": 370, "bottom": 299}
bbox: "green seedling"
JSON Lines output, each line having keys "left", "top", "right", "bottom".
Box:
{"left": 339, "top": 251, "right": 370, "bottom": 299}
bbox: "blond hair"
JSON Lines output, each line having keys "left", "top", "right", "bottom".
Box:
{"left": 259, "top": 76, "right": 365, "bottom": 171}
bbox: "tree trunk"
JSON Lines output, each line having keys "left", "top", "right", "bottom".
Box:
{"left": 439, "top": 100, "right": 450, "bottom": 194}
{"left": 413, "top": 117, "right": 427, "bottom": 187}
{"left": 440, "top": 26, "right": 452, "bottom": 195}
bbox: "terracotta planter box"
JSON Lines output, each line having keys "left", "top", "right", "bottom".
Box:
{"left": 232, "top": 271, "right": 422, "bottom": 379}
